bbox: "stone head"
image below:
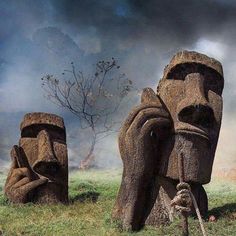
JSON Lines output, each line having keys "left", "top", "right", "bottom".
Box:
{"left": 157, "top": 51, "right": 224, "bottom": 184}
{"left": 19, "top": 112, "right": 68, "bottom": 203}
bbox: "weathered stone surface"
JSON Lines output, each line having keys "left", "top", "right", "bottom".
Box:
{"left": 4, "top": 112, "right": 68, "bottom": 204}
{"left": 20, "top": 112, "right": 65, "bottom": 131}
{"left": 113, "top": 51, "right": 224, "bottom": 230}
{"left": 162, "top": 50, "right": 223, "bottom": 81}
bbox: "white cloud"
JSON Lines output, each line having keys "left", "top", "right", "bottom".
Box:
{"left": 193, "top": 38, "right": 227, "bottom": 61}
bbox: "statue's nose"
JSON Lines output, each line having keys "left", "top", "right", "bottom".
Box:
{"left": 177, "top": 73, "right": 215, "bottom": 128}
{"left": 33, "top": 130, "right": 60, "bottom": 176}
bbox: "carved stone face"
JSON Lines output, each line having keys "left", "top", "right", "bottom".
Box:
{"left": 19, "top": 113, "right": 68, "bottom": 203}
{"left": 157, "top": 51, "right": 224, "bottom": 184}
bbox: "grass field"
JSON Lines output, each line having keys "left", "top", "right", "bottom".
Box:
{"left": 0, "top": 169, "right": 235, "bottom": 236}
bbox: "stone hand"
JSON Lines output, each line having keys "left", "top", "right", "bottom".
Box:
{"left": 171, "top": 189, "right": 192, "bottom": 213}
{"left": 114, "top": 87, "right": 172, "bottom": 230}
{"left": 4, "top": 145, "right": 48, "bottom": 203}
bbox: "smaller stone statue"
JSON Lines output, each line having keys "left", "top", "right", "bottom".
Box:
{"left": 4, "top": 112, "right": 68, "bottom": 204}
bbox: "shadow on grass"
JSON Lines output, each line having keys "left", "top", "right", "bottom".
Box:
{"left": 69, "top": 191, "right": 100, "bottom": 203}
{"left": 69, "top": 181, "right": 100, "bottom": 203}
{"left": 208, "top": 203, "right": 236, "bottom": 218}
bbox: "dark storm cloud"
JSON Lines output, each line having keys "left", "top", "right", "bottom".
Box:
{"left": 1, "top": 0, "right": 236, "bottom": 51}
{"left": 43, "top": 0, "right": 236, "bottom": 92}
{"left": 129, "top": 0, "right": 236, "bottom": 40}
{"left": 2, "top": 0, "right": 236, "bottom": 65}
{"left": 45, "top": 0, "right": 236, "bottom": 49}
{"left": 1, "top": 0, "right": 236, "bottom": 168}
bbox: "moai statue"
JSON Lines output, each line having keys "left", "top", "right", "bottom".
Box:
{"left": 4, "top": 112, "right": 68, "bottom": 204}
{"left": 113, "top": 51, "right": 224, "bottom": 230}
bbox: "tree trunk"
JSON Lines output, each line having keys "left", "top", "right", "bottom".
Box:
{"left": 79, "top": 129, "right": 96, "bottom": 170}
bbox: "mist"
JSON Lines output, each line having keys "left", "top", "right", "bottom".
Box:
{"left": 1, "top": 0, "right": 236, "bottom": 173}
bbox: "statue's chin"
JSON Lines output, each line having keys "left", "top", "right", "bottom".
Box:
{"left": 159, "top": 132, "right": 215, "bottom": 184}
{"left": 33, "top": 181, "right": 68, "bottom": 204}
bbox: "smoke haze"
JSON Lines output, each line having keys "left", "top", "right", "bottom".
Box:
{"left": 1, "top": 0, "right": 236, "bottom": 172}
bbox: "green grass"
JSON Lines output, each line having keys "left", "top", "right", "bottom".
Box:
{"left": 0, "top": 169, "right": 235, "bottom": 235}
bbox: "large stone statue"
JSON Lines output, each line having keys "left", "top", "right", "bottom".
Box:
{"left": 113, "top": 51, "right": 224, "bottom": 230}
{"left": 4, "top": 112, "right": 68, "bottom": 204}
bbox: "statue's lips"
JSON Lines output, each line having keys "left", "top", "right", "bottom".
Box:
{"left": 175, "top": 123, "right": 209, "bottom": 141}
{"left": 42, "top": 179, "right": 64, "bottom": 189}
{"left": 35, "top": 173, "right": 59, "bottom": 185}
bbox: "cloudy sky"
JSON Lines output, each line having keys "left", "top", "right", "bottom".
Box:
{"left": 1, "top": 0, "right": 236, "bottom": 171}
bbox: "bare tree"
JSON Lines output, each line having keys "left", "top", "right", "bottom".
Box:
{"left": 41, "top": 58, "right": 135, "bottom": 169}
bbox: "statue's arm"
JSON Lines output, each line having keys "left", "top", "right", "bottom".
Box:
{"left": 113, "top": 88, "right": 172, "bottom": 230}
{"left": 4, "top": 145, "right": 47, "bottom": 203}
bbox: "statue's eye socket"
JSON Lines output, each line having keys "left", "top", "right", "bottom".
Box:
{"left": 21, "top": 124, "right": 66, "bottom": 141}
{"left": 167, "top": 65, "right": 224, "bottom": 95}
{"left": 205, "top": 78, "right": 223, "bottom": 95}
{"left": 167, "top": 64, "right": 191, "bottom": 80}
{"left": 168, "top": 71, "right": 188, "bottom": 80}
{"left": 202, "top": 70, "right": 224, "bottom": 95}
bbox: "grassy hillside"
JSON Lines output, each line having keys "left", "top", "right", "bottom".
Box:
{"left": 0, "top": 169, "right": 235, "bottom": 236}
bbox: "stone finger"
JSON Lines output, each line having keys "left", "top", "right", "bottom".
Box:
{"left": 12, "top": 177, "right": 30, "bottom": 189}
{"left": 177, "top": 182, "right": 191, "bottom": 191}
{"left": 175, "top": 205, "right": 191, "bottom": 212}
{"left": 5, "top": 168, "right": 32, "bottom": 188}
{"left": 177, "top": 189, "right": 190, "bottom": 195}
{"left": 5, "top": 146, "right": 20, "bottom": 189}
{"left": 171, "top": 195, "right": 182, "bottom": 206}
{"left": 140, "top": 117, "right": 171, "bottom": 138}
{"left": 20, "top": 177, "right": 48, "bottom": 194}
{"left": 15, "top": 167, "right": 32, "bottom": 178}
{"left": 119, "top": 103, "right": 166, "bottom": 136}
{"left": 118, "top": 105, "right": 166, "bottom": 152}
{"left": 179, "top": 194, "right": 191, "bottom": 200}
{"left": 126, "top": 108, "right": 170, "bottom": 136}
{"left": 141, "top": 87, "right": 162, "bottom": 105}
{"left": 10, "top": 146, "right": 20, "bottom": 169}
